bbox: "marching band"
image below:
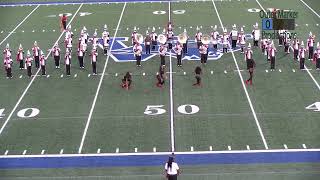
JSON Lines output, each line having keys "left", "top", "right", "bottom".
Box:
{"left": 2, "top": 21, "right": 320, "bottom": 89}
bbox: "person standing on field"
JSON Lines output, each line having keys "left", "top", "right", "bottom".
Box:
{"left": 164, "top": 155, "right": 180, "bottom": 180}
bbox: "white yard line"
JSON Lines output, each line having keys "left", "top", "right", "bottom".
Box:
{"left": 0, "top": 4, "right": 83, "bottom": 135}
{"left": 1, "top": 148, "right": 320, "bottom": 158}
{"left": 257, "top": 0, "right": 320, "bottom": 91}
{"left": 0, "top": 5, "right": 40, "bottom": 46}
{"left": 77, "top": 3, "right": 127, "bottom": 154}
{"left": 168, "top": 1, "right": 175, "bottom": 153}
{"left": 211, "top": 0, "right": 269, "bottom": 149}
{"left": 299, "top": 0, "right": 320, "bottom": 18}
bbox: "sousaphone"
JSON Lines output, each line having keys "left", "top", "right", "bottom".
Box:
{"left": 158, "top": 34, "right": 167, "bottom": 44}
{"left": 201, "top": 34, "right": 211, "bottom": 45}
{"left": 136, "top": 33, "right": 144, "bottom": 44}
{"left": 177, "top": 33, "right": 187, "bottom": 44}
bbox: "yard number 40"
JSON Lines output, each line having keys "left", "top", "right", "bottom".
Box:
{"left": 144, "top": 104, "right": 199, "bottom": 115}
{"left": 0, "top": 108, "right": 40, "bottom": 119}
{"left": 305, "top": 102, "right": 320, "bottom": 112}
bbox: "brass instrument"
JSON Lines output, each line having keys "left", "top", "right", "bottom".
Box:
{"left": 201, "top": 34, "right": 211, "bottom": 45}
{"left": 177, "top": 33, "right": 187, "bottom": 44}
{"left": 158, "top": 34, "right": 167, "bottom": 44}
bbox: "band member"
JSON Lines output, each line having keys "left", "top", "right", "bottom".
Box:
{"left": 82, "top": 26, "right": 89, "bottom": 44}
{"left": 122, "top": 72, "right": 132, "bottom": 90}
{"left": 167, "top": 21, "right": 173, "bottom": 31}
{"left": 102, "top": 24, "right": 110, "bottom": 55}
{"left": 266, "top": 39, "right": 272, "bottom": 61}
{"left": 252, "top": 22, "right": 260, "bottom": 47}
{"left": 278, "top": 29, "right": 285, "bottom": 46}
{"left": 132, "top": 26, "right": 138, "bottom": 46}
{"left": 60, "top": 14, "right": 67, "bottom": 31}
{"left": 90, "top": 29, "right": 99, "bottom": 48}
{"left": 182, "top": 28, "right": 188, "bottom": 54}
{"left": 156, "top": 65, "right": 165, "bottom": 88}
{"left": 16, "top": 44, "right": 24, "bottom": 69}
{"left": 4, "top": 55, "right": 13, "bottom": 78}
{"left": 237, "top": 27, "right": 246, "bottom": 53}
{"left": 299, "top": 41, "right": 306, "bottom": 70}
{"left": 145, "top": 30, "right": 152, "bottom": 54}
{"left": 284, "top": 30, "right": 291, "bottom": 54}
{"left": 293, "top": 38, "right": 300, "bottom": 60}
{"left": 39, "top": 51, "right": 46, "bottom": 76}
{"left": 3, "top": 43, "right": 11, "bottom": 63}
{"left": 91, "top": 47, "right": 98, "bottom": 75}
{"left": 245, "top": 43, "right": 253, "bottom": 70}
{"left": 25, "top": 50, "right": 33, "bottom": 77}
{"left": 315, "top": 42, "right": 320, "bottom": 70}
{"left": 193, "top": 66, "right": 202, "bottom": 86}
{"left": 78, "top": 32, "right": 86, "bottom": 52}
{"left": 159, "top": 43, "right": 167, "bottom": 66}
{"left": 164, "top": 156, "right": 180, "bottom": 180}
{"left": 174, "top": 41, "right": 183, "bottom": 67}
{"left": 78, "top": 42, "right": 85, "bottom": 69}
{"left": 65, "top": 48, "right": 71, "bottom": 76}
{"left": 195, "top": 26, "right": 202, "bottom": 49}
{"left": 260, "top": 38, "right": 267, "bottom": 55}
{"left": 151, "top": 27, "right": 158, "bottom": 51}
{"left": 52, "top": 43, "right": 61, "bottom": 68}
{"left": 32, "top": 41, "right": 40, "bottom": 68}
{"left": 211, "top": 25, "right": 219, "bottom": 50}
{"left": 199, "top": 42, "right": 208, "bottom": 65}
{"left": 167, "top": 27, "right": 174, "bottom": 50}
{"left": 222, "top": 28, "right": 228, "bottom": 53}
{"left": 65, "top": 36, "right": 72, "bottom": 53}
{"left": 65, "top": 25, "right": 73, "bottom": 39}
{"left": 269, "top": 41, "right": 277, "bottom": 71}
{"left": 307, "top": 32, "right": 315, "bottom": 60}
{"left": 133, "top": 42, "right": 142, "bottom": 67}
{"left": 230, "top": 24, "right": 238, "bottom": 49}
{"left": 245, "top": 57, "right": 255, "bottom": 85}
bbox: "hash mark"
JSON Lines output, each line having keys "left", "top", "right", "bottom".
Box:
{"left": 228, "top": 146, "right": 231, "bottom": 150}
{"left": 209, "top": 146, "right": 213, "bottom": 151}
{"left": 284, "top": 144, "right": 288, "bottom": 149}
{"left": 19, "top": 75, "right": 22, "bottom": 78}
{"left": 4, "top": 150, "right": 8, "bottom": 155}
{"left": 190, "top": 146, "right": 194, "bottom": 152}
{"left": 279, "top": 69, "right": 282, "bottom": 72}
{"left": 153, "top": 147, "right": 156, "bottom": 152}
{"left": 60, "top": 149, "right": 64, "bottom": 154}
{"left": 97, "top": 148, "right": 101, "bottom": 153}
{"left": 60, "top": 74, "right": 63, "bottom": 78}
{"left": 134, "top": 147, "right": 138, "bottom": 153}
{"left": 41, "top": 149, "right": 45, "bottom": 155}
{"left": 246, "top": 145, "right": 250, "bottom": 150}
{"left": 22, "top": 150, "right": 27, "bottom": 155}
{"left": 224, "top": 70, "right": 227, "bottom": 74}
{"left": 116, "top": 148, "right": 119, "bottom": 153}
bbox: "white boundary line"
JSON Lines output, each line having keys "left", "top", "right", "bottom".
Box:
{"left": 299, "top": 0, "right": 320, "bottom": 18}
{"left": 0, "top": 5, "right": 40, "bottom": 46}
{"left": 168, "top": 1, "right": 175, "bottom": 153}
{"left": 1, "top": 148, "right": 320, "bottom": 158}
{"left": 0, "top": 4, "right": 84, "bottom": 135}
{"left": 256, "top": 0, "right": 320, "bottom": 91}
{"left": 77, "top": 2, "right": 127, "bottom": 154}
{"left": 211, "top": 0, "right": 269, "bottom": 149}
{"left": 296, "top": 0, "right": 320, "bottom": 91}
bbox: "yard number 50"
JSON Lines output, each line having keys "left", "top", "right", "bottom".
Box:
{"left": 144, "top": 104, "right": 199, "bottom": 115}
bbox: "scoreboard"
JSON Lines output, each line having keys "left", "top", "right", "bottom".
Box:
{"left": 262, "top": 18, "right": 295, "bottom": 30}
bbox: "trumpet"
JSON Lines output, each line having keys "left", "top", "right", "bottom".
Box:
{"left": 201, "top": 34, "right": 211, "bottom": 45}
{"left": 158, "top": 34, "right": 167, "bottom": 44}
{"left": 177, "top": 33, "right": 188, "bottom": 44}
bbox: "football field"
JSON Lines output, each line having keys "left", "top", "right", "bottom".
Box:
{"left": 0, "top": 0, "right": 320, "bottom": 179}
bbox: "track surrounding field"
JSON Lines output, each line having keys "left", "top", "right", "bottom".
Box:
{"left": 0, "top": 0, "right": 320, "bottom": 179}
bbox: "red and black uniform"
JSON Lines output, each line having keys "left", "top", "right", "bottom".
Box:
{"left": 61, "top": 15, "right": 67, "bottom": 30}
{"left": 269, "top": 47, "right": 277, "bottom": 70}
{"left": 245, "top": 49, "right": 253, "bottom": 70}
{"left": 193, "top": 66, "right": 202, "bottom": 86}
{"left": 16, "top": 49, "right": 24, "bottom": 69}
{"left": 122, "top": 72, "right": 132, "bottom": 89}
{"left": 245, "top": 59, "right": 256, "bottom": 85}
{"left": 156, "top": 66, "right": 165, "bottom": 88}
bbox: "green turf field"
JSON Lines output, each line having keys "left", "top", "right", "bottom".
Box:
{"left": 0, "top": 0, "right": 320, "bottom": 179}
